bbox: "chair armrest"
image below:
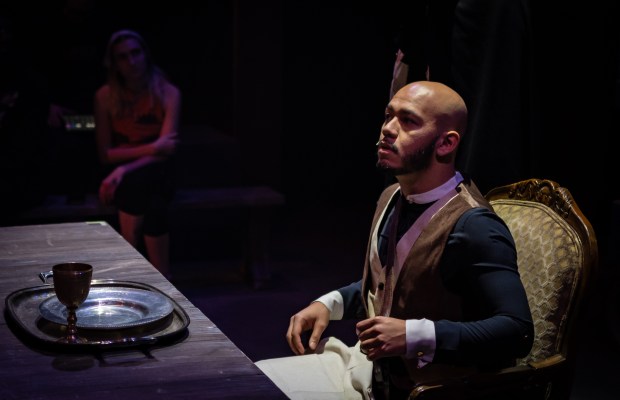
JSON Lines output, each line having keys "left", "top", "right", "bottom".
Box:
{"left": 528, "top": 353, "right": 565, "bottom": 369}
{"left": 409, "top": 355, "right": 567, "bottom": 399}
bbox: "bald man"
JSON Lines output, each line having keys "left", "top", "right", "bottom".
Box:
{"left": 256, "top": 82, "right": 533, "bottom": 400}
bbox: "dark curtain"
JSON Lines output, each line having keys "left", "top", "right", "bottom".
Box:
{"left": 390, "top": 0, "right": 618, "bottom": 255}
{"left": 448, "top": 0, "right": 618, "bottom": 253}
{"left": 452, "top": 0, "right": 535, "bottom": 194}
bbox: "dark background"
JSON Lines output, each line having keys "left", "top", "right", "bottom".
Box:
{"left": 3, "top": 1, "right": 618, "bottom": 232}
{"left": 2, "top": 2, "right": 620, "bottom": 397}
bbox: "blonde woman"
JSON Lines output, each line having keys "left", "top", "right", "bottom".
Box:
{"left": 94, "top": 29, "right": 181, "bottom": 278}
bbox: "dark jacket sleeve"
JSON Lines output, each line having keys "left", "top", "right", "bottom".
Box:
{"left": 433, "top": 208, "right": 534, "bottom": 368}
{"left": 337, "top": 280, "right": 366, "bottom": 319}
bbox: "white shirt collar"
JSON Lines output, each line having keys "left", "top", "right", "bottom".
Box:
{"left": 405, "top": 172, "right": 464, "bottom": 204}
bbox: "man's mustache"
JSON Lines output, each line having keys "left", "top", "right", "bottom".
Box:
{"left": 376, "top": 140, "right": 397, "bottom": 152}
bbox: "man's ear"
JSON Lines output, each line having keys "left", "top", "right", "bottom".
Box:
{"left": 435, "top": 131, "right": 460, "bottom": 157}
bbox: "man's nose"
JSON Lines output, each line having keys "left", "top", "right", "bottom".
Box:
{"left": 382, "top": 118, "right": 398, "bottom": 137}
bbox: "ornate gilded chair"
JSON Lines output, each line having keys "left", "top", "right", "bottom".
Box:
{"left": 410, "top": 179, "right": 598, "bottom": 400}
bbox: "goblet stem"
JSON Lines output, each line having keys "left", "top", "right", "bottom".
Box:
{"left": 65, "top": 306, "right": 79, "bottom": 343}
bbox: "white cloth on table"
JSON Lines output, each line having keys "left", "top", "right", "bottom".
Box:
{"left": 255, "top": 337, "right": 373, "bottom": 400}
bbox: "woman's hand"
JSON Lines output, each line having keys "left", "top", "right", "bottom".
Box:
{"left": 99, "top": 166, "right": 125, "bottom": 206}
{"left": 152, "top": 132, "right": 179, "bottom": 156}
{"left": 47, "top": 103, "right": 75, "bottom": 128}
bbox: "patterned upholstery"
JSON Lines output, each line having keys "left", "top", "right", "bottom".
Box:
{"left": 490, "top": 199, "right": 582, "bottom": 366}
{"left": 410, "top": 179, "right": 598, "bottom": 400}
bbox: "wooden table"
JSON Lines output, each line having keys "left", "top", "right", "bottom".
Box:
{"left": 0, "top": 221, "right": 286, "bottom": 399}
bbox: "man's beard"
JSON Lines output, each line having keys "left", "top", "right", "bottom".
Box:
{"left": 377, "top": 138, "right": 436, "bottom": 176}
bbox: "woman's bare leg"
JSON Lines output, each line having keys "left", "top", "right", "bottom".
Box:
{"left": 144, "top": 233, "right": 171, "bottom": 278}
{"left": 118, "top": 210, "right": 143, "bottom": 247}
{"left": 119, "top": 210, "right": 170, "bottom": 278}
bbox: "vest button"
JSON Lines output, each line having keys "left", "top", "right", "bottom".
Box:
{"left": 378, "top": 282, "right": 384, "bottom": 290}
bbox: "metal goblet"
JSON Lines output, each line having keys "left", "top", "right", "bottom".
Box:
{"left": 52, "top": 263, "right": 93, "bottom": 343}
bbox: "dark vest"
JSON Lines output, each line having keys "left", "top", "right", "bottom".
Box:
{"left": 361, "top": 178, "right": 493, "bottom": 388}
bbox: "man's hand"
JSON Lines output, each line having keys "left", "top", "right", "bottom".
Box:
{"left": 356, "top": 316, "right": 406, "bottom": 361}
{"left": 286, "top": 301, "right": 330, "bottom": 355}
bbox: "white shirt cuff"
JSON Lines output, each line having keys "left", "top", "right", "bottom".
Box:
{"left": 314, "top": 290, "right": 344, "bottom": 320}
{"left": 406, "top": 318, "right": 436, "bottom": 368}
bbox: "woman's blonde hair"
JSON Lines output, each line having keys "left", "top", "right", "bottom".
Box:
{"left": 103, "top": 29, "right": 168, "bottom": 118}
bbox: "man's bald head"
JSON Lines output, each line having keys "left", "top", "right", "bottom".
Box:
{"left": 393, "top": 81, "right": 468, "bottom": 137}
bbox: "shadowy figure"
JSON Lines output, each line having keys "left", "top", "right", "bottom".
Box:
{"left": 0, "top": 16, "right": 49, "bottom": 225}
{"left": 388, "top": 0, "right": 458, "bottom": 98}
{"left": 21, "top": 0, "right": 109, "bottom": 201}
{"left": 94, "top": 29, "right": 181, "bottom": 278}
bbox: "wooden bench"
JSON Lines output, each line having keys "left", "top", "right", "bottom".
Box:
{"left": 172, "top": 186, "right": 285, "bottom": 289}
{"left": 13, "top": 186, "right": 285, "bottom": 288}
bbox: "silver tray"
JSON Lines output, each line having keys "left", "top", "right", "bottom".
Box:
{"left": 5, "top": 280, "right": 190, "bottom": 351}
{"left": 39, "top": 287, "right": 174, "bottom": 330}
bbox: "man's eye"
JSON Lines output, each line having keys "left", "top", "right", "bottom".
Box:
{"left": 384, "top": 113, "right": 392, "bottom": 122}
